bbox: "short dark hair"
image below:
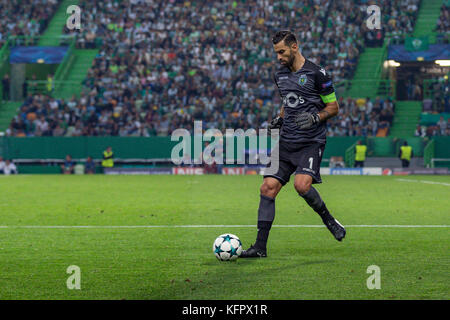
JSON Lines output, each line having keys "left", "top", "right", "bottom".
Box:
{"left": 272, "top": 30, "right": 297, "bottom": 46}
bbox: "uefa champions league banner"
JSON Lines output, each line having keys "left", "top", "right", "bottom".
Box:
{"left": 382, "top": 168, "right": 449, "bottom": 176}
{"left": 10, "top": 46, "right": 69, "bottom": 64}
{"left": 308, "top": 168, "right": 383, "bottom": 175}
{"left": 388, "top": 44, "right": 450, "bottom": 61}
{"left": 104, "top": 167, "right": 173, "bottom": 175}
{"left": 104, "top": 166, "right": 448, "bottom": 176}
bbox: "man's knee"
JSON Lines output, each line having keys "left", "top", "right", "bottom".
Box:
{"left": 294, "top": 177, "right": 312, "bottom": 195}
{"left": 260, "top": 179, "right": 281, "bottom": 198}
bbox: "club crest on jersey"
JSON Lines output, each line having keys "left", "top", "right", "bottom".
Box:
{"left": 298, "top": 74, "right": 308, "bottom": 86}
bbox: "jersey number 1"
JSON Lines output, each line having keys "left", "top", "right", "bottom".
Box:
{"left": 308, "top": 157, "right": 313, "bottom": 169}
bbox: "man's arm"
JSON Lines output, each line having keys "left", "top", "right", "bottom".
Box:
{"left": 273, "top": 73, "right": 284, "bottom": 119}
{"left": 268, "top": 106, "right": 284, "bottom": 134}
{"left": 318, "top": 100, "right": 339, "bottom": 122}
{"left": 268, "top": 73, "right": 285, "bottom": 134}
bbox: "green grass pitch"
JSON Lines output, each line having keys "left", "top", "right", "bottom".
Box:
{"left": 0, "top": 174, "right": 449, "bottom": 299}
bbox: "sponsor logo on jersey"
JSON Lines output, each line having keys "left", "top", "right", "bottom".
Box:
{"left": 282, "top": 92, "right": 305, "bottom": 108}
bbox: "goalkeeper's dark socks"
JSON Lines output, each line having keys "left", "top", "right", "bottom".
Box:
{"left": 255, "top": 220, "right": 272, "bottom": 251}
{"left": 317, "top": 203, "right": 333, "bottom": 223}
{"left": 255, "top": 194, "right": 275, "bottom": 250}
{"left": 299, "top": 186, "right": 333, "bottom": 221}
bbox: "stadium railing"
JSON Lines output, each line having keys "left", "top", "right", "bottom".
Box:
{"left": 344, "top": 141, "right": 357, "bottom": 168}
{"left": 4, "top": 35, "right": 77, "bottom": 98}
{"left": 26, "top": 80, "right": 81, "bottom": 96}
{"left": 335, "top": 79, "right": 396, "bottom": 99}
{"left": 0, "top": 39, "right": 11, "bottom": 101}
{"left": 423, "top": 76, "right": 450, "bottom": 99}
{"left": 423, "top": 139, "right": 434, "bottom": 168}
{"left": 431, "top": 158, "right": 450, "bottom": 168}
{"left": 53, "top": 38, "right": 76, "bottom": 82}
{"left": 7, "top": 35, "right": 75, "bottom": 48}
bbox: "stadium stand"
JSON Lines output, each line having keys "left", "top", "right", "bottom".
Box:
{"left": 6, "top": 0, "right": 415, "bottom": 137}
{"left": 326, "top": 96, "right": 395, "bottom": 137}
{"left": 1, "top": 0, "right": 443, "bottom": 140}
{"left": 436, "top": 0, "right": 450, "bottom": 34}
{"left": 0, "top": 0, "right": 61, "bottom": 48}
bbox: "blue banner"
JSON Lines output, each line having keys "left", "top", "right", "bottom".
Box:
{"left": 330, "top": 168, "right": 363, "bottom": 175}
{"left": 388, "top": 44, "right": 450, "bottom": 61}
{"left": 10, "top": 46, "right": 69, "bottom": 64}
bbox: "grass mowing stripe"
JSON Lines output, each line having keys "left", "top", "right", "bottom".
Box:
{"left": 0, "top": 225, "right": 448, "bottom": 228}
{"left": 396, "top": 178, "right": 450, "bottom": 186}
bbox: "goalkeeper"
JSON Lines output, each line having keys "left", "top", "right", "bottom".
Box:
{"left": 241, "top": 31, "right": 346, "bottom": 258}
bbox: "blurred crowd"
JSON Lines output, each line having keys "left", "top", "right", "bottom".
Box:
{"left": 0, "top": 0, "right": 60, "bottom": 48}
{"left": 424, "top": 76, "right": 450, "bottom": 113}
{"left": 383, "top": 0, "right": 419, "bottom": 38}
{"left": 6, "top": 94, "right": 395, "bottom": 138}
{"left": 415, "top": 116, "right": 450, "bottom": 137}
{"left": 327, "top": 96, "right": 395, "bottom": 137}
{"left": 6, "top": 0, "right": 424, "bottom": 137}
{"left": 436, "top": 1, "right": 450, "bottom": 34}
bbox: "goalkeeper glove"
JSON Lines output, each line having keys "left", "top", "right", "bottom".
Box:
{"left": 295, "top": 112, "right": 320, "bottom": 130}
{"left": 267, "top": 116, "right": 283, "bottom": 135}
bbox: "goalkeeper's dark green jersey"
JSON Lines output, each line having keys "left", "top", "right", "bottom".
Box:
{"left": 273, "top": 59, "right": 337, "bottom": 144}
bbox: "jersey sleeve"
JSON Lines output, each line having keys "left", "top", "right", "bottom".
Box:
{"left": 273, "top": 73, "right": 283, "bottom": 98}
{"left": 315, "top": 67, "right": 337, "bottom": 104}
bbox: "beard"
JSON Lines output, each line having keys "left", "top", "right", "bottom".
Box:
{"left": 280, "top": 51, "right": 295, "bottom": 68}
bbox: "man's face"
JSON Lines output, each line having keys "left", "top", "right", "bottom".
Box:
{"left": 273, "top": 40, "right": 296, "bottom": 68}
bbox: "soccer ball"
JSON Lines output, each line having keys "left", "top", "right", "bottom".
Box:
{"left": 213, "top": 233, "right": 243, "bottom": 261}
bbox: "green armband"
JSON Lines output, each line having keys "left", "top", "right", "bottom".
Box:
{"left": 320, "top": 92, "right": 337, "bottom": 103}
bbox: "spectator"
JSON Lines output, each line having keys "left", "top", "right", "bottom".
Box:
{"left": 354, "top": 140, "right": 367, "bottom": 168}
{"left": 0, "top": 156, "right": 4, "bottom": 173}
{"left": 413, "top": 82, "right": 422, "bottom": 100}
{"left": 399, "top": 141, "right": 413, "bottom": 168}
{"left": 61, "top": 154, "right": 75, "bottom": 174}
{"left": 437, "top": 116, "right": 447, "bottom": 135}
{"left": 379, "top": 109, "right": 394, "bottom": 132}
{"left": 101, "top": 146, "right": 114, "bottom": 170}
{"left": 3, "top": 159, "right": 18, "bottom": 175}
{"left": 2, "top": 74, "right": 10, "bottom": 101}
{"left": 84, "top": 156, "right": 96, "bottom": 174}
{"left": 414, "top": 124, "right": 426, "bottom": 137}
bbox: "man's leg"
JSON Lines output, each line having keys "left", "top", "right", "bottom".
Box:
{"left": 255, "top": 177, "right": 282, "bottom": 250}
{"left": 294, "top": 174, "right": 346, "bottom": 241}
{"left": 240, "top": 177, "right": 283, "bottom": 258}
{"left": 402, "top": 159, "right": 408, "bottom": 168}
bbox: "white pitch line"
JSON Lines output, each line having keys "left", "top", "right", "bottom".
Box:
{"left": 0, "top": 225, "right": 448, "bottom": 229}
{"left": 396, "top": 178, "right": 450, "bottom": 186}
